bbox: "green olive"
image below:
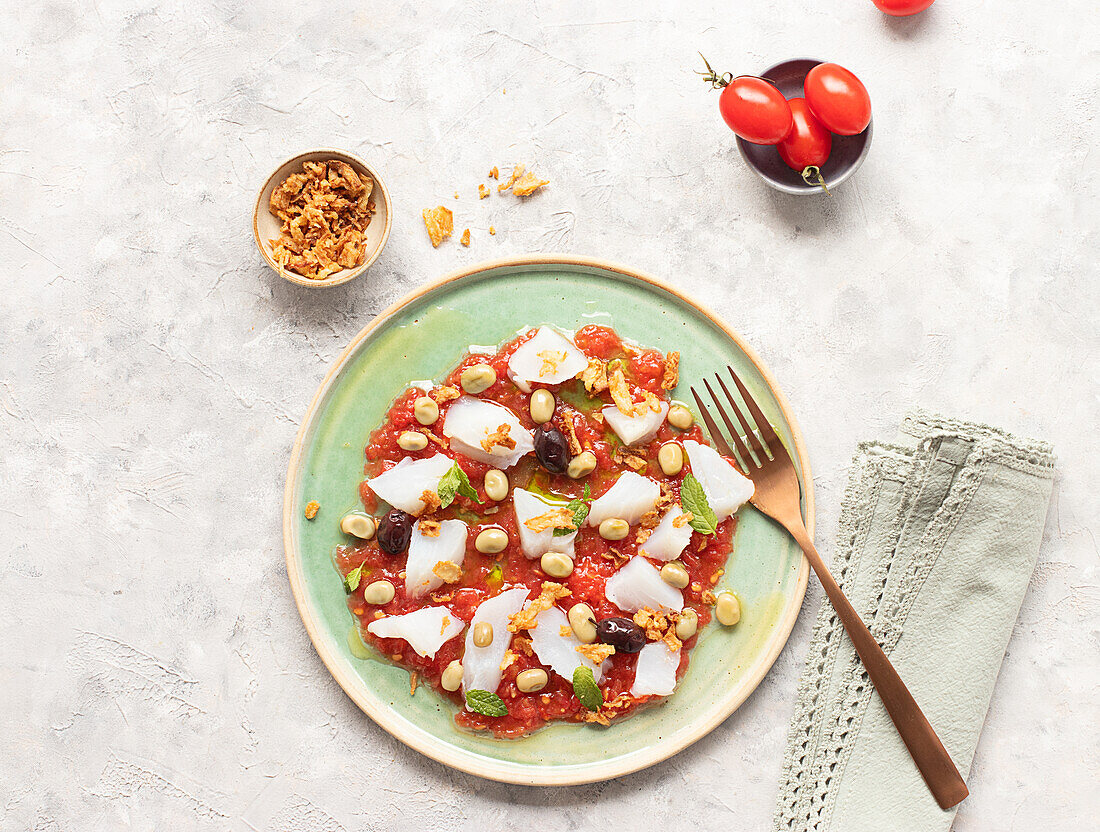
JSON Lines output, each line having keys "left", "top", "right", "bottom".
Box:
{"left": 484, "top": 470, "right": 509, "bottom": 502}
{"left": 675, "top": 608, "right": 699, "bottom": 640}
{"left": 516, "top": 668, "right": 548, "bottom": 693}
{"left": 598, "top": 518, "right": 630, "bottom": 541}
{"left": 540, "top": 552, "right": 574, "bottom": 578}
{"left": 398, "top": 430, "right": 428, "bottom": 451}
{"left": 715, "top": 591, "right": 741, "bottom": 626}
{"left": 668, "top": 404, "right": 694, "bottom": 430}
{"left": 414, "top": 396, "right": 439, "bottom": 425}
{"left": 461, "top": 363, "right": 497, "bottom": 394}
{"left": 658, "top": 442, "right": 684, "bottom": 476}
{"left": 363, "top": 580, "right": 395, "bottom": 605}
{"left": 566, "top": 451, "right": 597, "bottom": 479}
{"left": 340, "top": 512, "right": 377, "bottom": 539}
{"left": 529, "top": 389, "right": 556, "bottom": 424}
{"left": 475, "top": 527, "right": 509, "bottom": 554}
{"left": 660, "top": 561, "right": 690, "bottom": 589}
{"left": 441, "top": 660, "right": 463, "bottom": 691}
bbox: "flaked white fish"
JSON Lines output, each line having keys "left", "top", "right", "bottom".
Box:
{"left": 506, "top": 326, "right": 588, "bottom": 393}
{"left": 587, "top": 471, "right": 660, "bottom": 527}
{"left": 527, "top": 603, "right": 604, "bottom": 683}
{"left": 602, "top": 401, "right": 669, "bottom": 446}
{"left": 604, "top": 555, "right": 684, "bottom": 613}
{"left": 405, "top": 519, "right": 468, "bottom": 598}
{"left": 630, "top": 640, "right": 680, "bottom": 697}
{"left": 461, "top": 586, "right": 530, "bottom": 698}
{"left": 513, "top": 488, "right": 577, "bottom": 559}
{"left": 442, "top": 397, "right": 534, "bottom": 469}
{"left": 638, "top": 504, "right": 694, "bottom": 561}
{"left": 683, "top": 440, "right": 754, "bottom": 520}
{"left": 366, "top": 453, "right": 454, "bottom": 515}
{"left": 367, "top": 606, "right": 464, "bottom": 659}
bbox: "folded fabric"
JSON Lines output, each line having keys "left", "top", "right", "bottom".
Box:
{"left": 773, "top": 410, "right": 1055, "bottom": 832}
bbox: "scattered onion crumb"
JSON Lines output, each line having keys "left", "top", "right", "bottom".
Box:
{"left": 512, "top": 170, "right": 549, "bottom": 196}
{"left": 304, "top": 500, "right": 320, "bottom": 520}
{"left": 460, "top": 228, "right": 471, "bottom": 247}
{"left": 498, "top": 164, "right": 524, "bottom": 193}
{"left": 422, "top": 205, "right": 453, "bottom": 247}
{"left": 478, "top": 184, "right": 490, "bottom": 199}
{"left": 489, "top": 226, "right": 496, "bottom": 235}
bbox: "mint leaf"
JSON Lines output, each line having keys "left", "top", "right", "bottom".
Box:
{"left": 680, "top": 474, "right": 718, "bottom": 535}
{"left": 465, "top": 689, "right": 508, "bottom": 716}
{"left": 572, "top": 665, "right": 603, "bottom": 711}
{"left": 437, "top": 462, "right": 483, "bottom": 509}
{"left": 554, "top": 483, "right": 591, "bottom": 537}
{"left": 343, "top": 564, "right": 364, "bottom": 594}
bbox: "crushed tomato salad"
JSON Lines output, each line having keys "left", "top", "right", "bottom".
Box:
{"left": 333, "top": 324, "right": 750, "bottom": 737}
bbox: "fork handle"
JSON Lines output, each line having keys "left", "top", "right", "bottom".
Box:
{"left": 789, "top": 525, "right": 970, "bottom": 810}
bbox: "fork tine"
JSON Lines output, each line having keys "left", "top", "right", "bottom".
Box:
{"left": 690, "top": 387, "right": 736, "bottom": 460}
{"left": 728, "top": 366, "right": 780, "bottom": 447}
{"left": 703, "top": 378, "right": 756, "bottom": 469}
{"left": 715, "top": 373, "right": 768, "bottom": 461}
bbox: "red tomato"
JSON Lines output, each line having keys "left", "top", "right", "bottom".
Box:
{"left": 777, "top": 98, "right": 832, "bottom": 172}
{"left": 804, "top": 63, "right": 872, "bottom": 136}
{"left": 872, "top": 0, "right": 934, "bottom": 15}
{"left": 718, "top": 77, "right": 793, "bottom": 145}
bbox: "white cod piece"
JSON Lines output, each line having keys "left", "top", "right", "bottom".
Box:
{"left": 512, "top": 488, "right": 577, "bottom": 559}
{"left": 462, "top": 587, "right": 530, "bottom": 698}
{"left": 366, "top": 454, "right": 454, "bottom": 515}
{"left": 602, "top": 401, "right": 669, "bottom": 446}
{"left": 630, "top": 641, "right": 680, "bottom": 697}
{"left": 506, "top": 326, "right": 589, "bottom": 393}
{"left": 638, "top": 505, "right": 694, "bottom": 561}
{"left": 527, "top": 604, "right": 604, "bottom": 683}
{"left": 683, "top": 440, "right": 755, "bottom": 521}
{"left": 405, "top": 519, "right": 468, "bottom": 599}
{"left": 367, "top": 606, "right": 464, "bottom": 659}
{"left": 442, "top": 397, "right": 534, "bottom": 469}
{"left": 604, "top": 555, "right": 684, "bottom": 613}
{"left": 587, "top": 471, "right": 660, "bottom": 527}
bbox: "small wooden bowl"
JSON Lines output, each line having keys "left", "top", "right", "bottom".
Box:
{"left": 253, "top": 149, "right": 392, "bottom": 288}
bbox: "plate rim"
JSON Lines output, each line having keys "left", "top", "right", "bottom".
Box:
{"left": 282, "top": 254, "right": 813, "bottom": 785}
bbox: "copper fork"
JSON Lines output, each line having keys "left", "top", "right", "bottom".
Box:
{"left": 692, "top": 367, "right": 969, "bottom": 810}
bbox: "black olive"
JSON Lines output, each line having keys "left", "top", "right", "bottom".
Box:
{"left": 595, "top": 617, "right": 646, "bottom": 653}
{"left": 533, "top": 424, "right": 570, "bottom": 474}
{"left": 377, "top": 509, "right": 413, "bottom": 555}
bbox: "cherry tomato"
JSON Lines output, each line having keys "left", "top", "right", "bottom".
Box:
{"left": 872, "top": 0, "right": 935, "bottom": 15}
{"left": 777, "top": 98, "right": 832, "bottom": 172}
{"left": 804, "top": 63, "right": 872, "bottom": 136}
{"left": 718, "top": 77, "right": 793, "bottom": 145}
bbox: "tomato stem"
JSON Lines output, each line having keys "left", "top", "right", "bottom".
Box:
{"left": 801, "top": 166, "right": 831, "bottom": 195}
{"left": 696, "top": 53, "right": 733, "bottom": 89}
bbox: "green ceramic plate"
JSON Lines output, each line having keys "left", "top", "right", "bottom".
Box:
{"left": 284, "top": 256, "right": 812, "bottom": 785}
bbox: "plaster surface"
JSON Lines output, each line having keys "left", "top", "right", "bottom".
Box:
{"left": 2, "top": 2, "right": 1097, "bottom": 830}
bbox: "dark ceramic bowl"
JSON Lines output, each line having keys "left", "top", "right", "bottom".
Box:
{"left": 736, "top": 58, "right": 872, "bottom": 195}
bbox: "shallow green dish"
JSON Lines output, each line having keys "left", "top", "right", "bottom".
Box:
{"left": 283, "top": 256, "right": 812, "bottom": 785}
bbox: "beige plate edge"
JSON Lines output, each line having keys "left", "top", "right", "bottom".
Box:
{"left": 282, "top": 254, "right": 814, "bottom": 785}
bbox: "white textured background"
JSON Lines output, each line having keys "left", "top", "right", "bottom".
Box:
{"left": 3, "top": 1, "right": 1097, "bottom": 829}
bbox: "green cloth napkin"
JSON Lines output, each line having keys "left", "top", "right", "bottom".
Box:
{"left": 773, "top": 411, "right": 1054, "bottom": 832}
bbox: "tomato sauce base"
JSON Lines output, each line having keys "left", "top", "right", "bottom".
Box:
{"left": 334, "top": 325, "right": 737, "bottom": 737}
